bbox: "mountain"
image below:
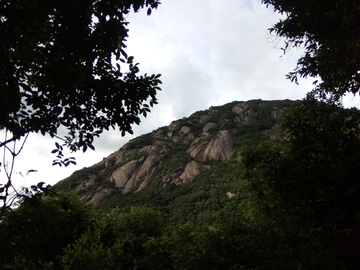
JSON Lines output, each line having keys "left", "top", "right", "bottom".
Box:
{"left": 56, "top": 99, "right": 298, "bottom": 226}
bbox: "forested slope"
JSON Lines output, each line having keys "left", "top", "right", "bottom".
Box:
{"left": 3, "top": 98, "right": 360, "bottom": 269}
{"left": 56, "top": 99, "right": 296, "bottom": 226}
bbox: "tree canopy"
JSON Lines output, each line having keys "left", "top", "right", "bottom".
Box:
{"left": 0, "top": 0, "right": 162, "bottom": 152}
{"left": 262, "top": 0, "right": 360, "bottom": 101}
{"left": 2, "top": 1, "right": 360, "bottom": 269}
{"left": 0, "top": 186, "right": 95, "bottom": 269}
{"left": 240, "top": 98, "right": 360, "bottom": 268}
{"left": 0, "top": 190, "right": 166, "bottom": 270}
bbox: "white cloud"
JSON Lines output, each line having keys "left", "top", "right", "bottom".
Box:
{"left": 1, "top": 0, "right": 316, "bottom": 189}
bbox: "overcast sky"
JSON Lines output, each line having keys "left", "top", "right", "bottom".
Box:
{"left": 2, "top": 0, "right": 357, "bottom": 191}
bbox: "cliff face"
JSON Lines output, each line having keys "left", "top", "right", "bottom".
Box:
{"left": 56, "top": 99, "right": 297, "bottom": 205}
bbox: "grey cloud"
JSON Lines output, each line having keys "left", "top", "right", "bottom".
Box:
{"left": 3, "top": 0, "right": 318, "bottom": 187}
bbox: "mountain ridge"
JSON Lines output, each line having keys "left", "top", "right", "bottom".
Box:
{"left": 56, "top": 99, "right": 298, "bottom": 209}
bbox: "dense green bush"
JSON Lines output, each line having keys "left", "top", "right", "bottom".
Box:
{"left": 0, "top": 188, "right": 95, "bottom": 269}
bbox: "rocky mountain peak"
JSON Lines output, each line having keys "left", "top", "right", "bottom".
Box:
{"left": 56, "top": 99, "right": 297, "bottom": 205}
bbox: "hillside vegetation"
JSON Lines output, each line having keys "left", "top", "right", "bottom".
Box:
{"left": 3, "top": 98, "right": 359, "bottom": 269}
{"left": 56, "top": 99, "right": 296, "bottom": 226}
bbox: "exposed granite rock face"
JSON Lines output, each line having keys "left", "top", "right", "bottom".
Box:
{"left": 111, "top": 160, "right": 137, "bottom": 188}
{"left": 81, "top": 187, "right": 111, "bottom": 205}
{"left": 168, "top": 121, "right": 180, "bottom": 131}
{"left": 180, "top": 126, "right": 191, "bottom": 135}
{"left": 232, "top": 102, "right": 258, "bottom": 124}
{"left": 226, "top": 192, "right": 236, "bottom": 198}
{"left": 136, "top": 167, "right": 157, "bottom": 191}
{"left": 123, "top": 145, "right": 159, "bottom": 193}
{"left": 109, "top": 145, "right": 160, "bottom": 193}
{"left": 179, "top": 161, "right": 202, "bottom": 184}
{"left": 103, "top": 148, "right": 139, "bottom": 166}
{"left": 187, "top": 134, "right": 209, "bottom": 159}
{"left": 203, "top": 122, "right": 215, "bottom": 133}
{"left": 183, "top": 133, "right": 195, "bottom": 144}
{"left": 189, "top": 130, "right": 236, "bottom": 161}
{"left": 198, "top": 111, "right": 213, "bottom": 124}
{"left": 57, "top": 99, "right": 297, "bottom": 205}
{"left": 75, "top": 176, "right": 96, "bottom": 193}
{"left": 232, "top": 102, "right": 250, "bottom": 115}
